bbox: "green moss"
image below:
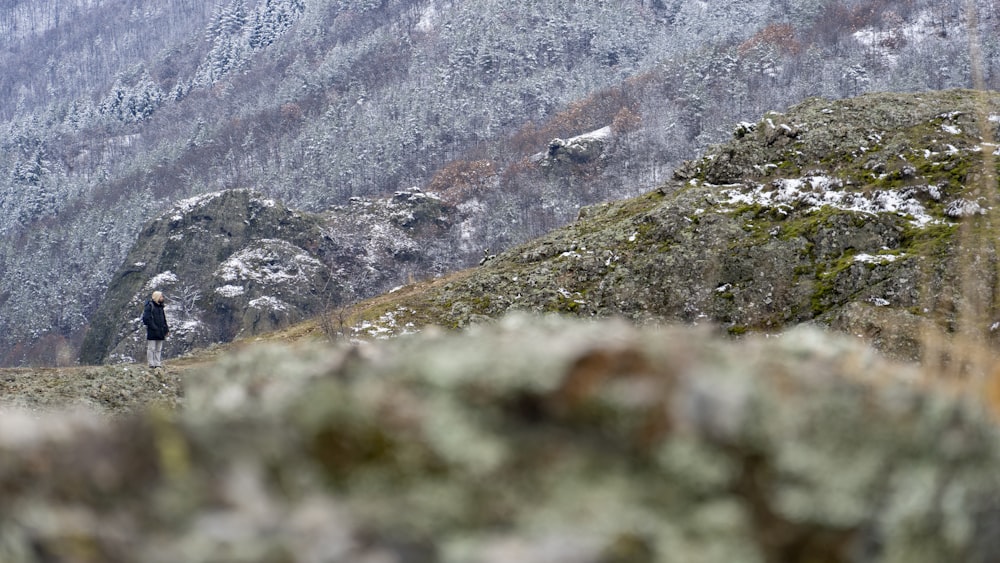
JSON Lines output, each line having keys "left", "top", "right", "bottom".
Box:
{"left": 900, "top": 222, "right": 958, "bottom": 257}
{"left": 793, "top": 264, "right": 814, "bottom": 276}
{"left": 547, "top": 289, "right": 587, "bottom": 314}
{"left": 943, "top": 158, "right": 970, "bottom": 186}
{"left": 777, "top": 207, "right": 858, "bottom": 242}
{"left": 810, "top": 250, "right": 860, "bottom": 316}
{"left": 776, "top": 158, "right": 801, "bottom": 175}
{"left": 632, "top": 221, "right": 656, "bottom": 245}
{"left": 727, "top": 203, "right": 765, "bottom": 225}
{"left": 470, "top": 295, "right": 492, "bottom": 312}
{"left": 582, "top": 190, "right": 666, "bottom": 230}
{"left": 869, "top": 170, "right": 906, "bottom": 190}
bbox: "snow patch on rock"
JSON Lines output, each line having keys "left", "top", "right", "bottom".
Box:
{"left": 215, "top": 285, "right": 246, "bottom": 298}
{"left": 215, "top": 240, "right": 323, "bottom": 286}
{"left": 720, "top": 176, "right": 938, "bottom": 226}
{"left": 146, "top": 271, "right": 178, "bottom": 290}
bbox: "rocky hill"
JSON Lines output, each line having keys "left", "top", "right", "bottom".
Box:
{"left": 80, "top": 187, "right": 459, "bottom": 364}
{"left": 345, "top": 89, "right": 1000, "bottom": 364}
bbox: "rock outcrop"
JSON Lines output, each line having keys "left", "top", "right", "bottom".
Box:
{"left": 536, "top": 125, "right": 613, "bottom": 169}
{"left": 4, "top": 316, "right": 1000, "bottom": 562}
{"left": 79, "top": 190, "right": 337, "bottom": 364}
{"left": 80, "top": 188, "right": 460, "bottom": 365}
{"left": 359, "top": 90, "right": 1000, "bottom": 363}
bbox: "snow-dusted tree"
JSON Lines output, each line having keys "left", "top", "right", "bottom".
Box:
{"left": 99, "top": 67, "right": 165, "bottom": 124}
{"left": 842, "top": 63, "right": 871, "bottom": 96}
{"left": 249, "top": 0, "right": 306, "bottom": 49}
{"left": 196, "top": 0, "right": 306, "bottom": 86}
{"left": 208, "top": 0, "right": 248, "bottom": 37}
{"left": 171, "top": 283, "right": 202, "bottom": 318}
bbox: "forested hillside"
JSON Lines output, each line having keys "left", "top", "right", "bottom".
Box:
{"left": 1, "top": 0, "right": 997, "bottom": 365}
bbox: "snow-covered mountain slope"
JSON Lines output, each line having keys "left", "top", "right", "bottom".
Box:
{"left": 1, "top": 0, "right": 998, "bottom": 365}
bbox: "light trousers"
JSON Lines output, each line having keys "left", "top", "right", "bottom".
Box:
{"left": 147, "top": 339, "right": 164, "bottom": 368}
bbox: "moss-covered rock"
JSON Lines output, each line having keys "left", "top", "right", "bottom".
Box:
{"left": 353, "top": 90, "right": 1000, "bottom": 362}
{"left": 4, "top": 316, "right": 1000, "bottom": 562}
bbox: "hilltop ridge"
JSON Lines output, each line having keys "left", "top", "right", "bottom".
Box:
{"left": 342, "top": 89, "right": 1000, "bottom": 364}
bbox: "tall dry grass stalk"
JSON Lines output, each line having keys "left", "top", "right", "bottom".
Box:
{"left": 923, "top": 1, "right": 1000, "bottom": 414}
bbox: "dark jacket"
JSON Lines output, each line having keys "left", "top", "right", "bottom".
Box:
{"left": 141, "top": 299, "right": 169, "bottom": 340}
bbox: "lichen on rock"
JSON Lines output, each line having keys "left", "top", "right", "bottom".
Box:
{"left": 4, "top": 315, "right": 1000, "bottom": 562}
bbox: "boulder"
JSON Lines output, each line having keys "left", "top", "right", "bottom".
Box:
{"left": 4, "top": 316, "right": 1000, "bottom": 562}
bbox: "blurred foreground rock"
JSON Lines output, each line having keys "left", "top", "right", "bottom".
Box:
{"left": 3, "top": 315, "right": 1000, "bottom": 562}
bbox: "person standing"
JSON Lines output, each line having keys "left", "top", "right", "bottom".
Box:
{"left": 141, "top": 290, "right": 169, "bottom": 369}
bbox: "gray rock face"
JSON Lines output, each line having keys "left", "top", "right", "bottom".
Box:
{"left": 538, "top": 126, "right": 613, "bottom": 168}
{"left": 80, "top": 189, "right": 335, "bottom": 365}
{"left": 79, "top": 188, "right": 463, "bottom": 365}
{"left": 79, "top": 191, "right": 329, "bottom": 363}
{"left": 4, "top": 316, "right": 1000, "bottom": 562}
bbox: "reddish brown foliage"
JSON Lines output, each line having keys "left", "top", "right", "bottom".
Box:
{"left": 427, "top": 159, "right": 497, "bottom": 203}
{"left": 738, "top": 23, "right": 802, "bottom": 56}
{"left": 612, "top": 106, "right": 641, "bottom": 135}
{"left": 507, "top": 83, "right": 643, "bottom": 157}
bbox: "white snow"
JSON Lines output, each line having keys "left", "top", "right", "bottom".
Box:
{"left": 854, "top": 253, "right": 902, "bottom": 264}
{"left": 249, "top": 296, "right": 288, "bottom": 311}
{"left": 146, "top": 271, "right": 178, "bottom": 290}
{"left": 567, "top": 126, "right": 612, "bottom": 144}
{"left": 852, "top": 10, "right": 941, "bottom": 49}
{"left": 415, "top": 2, "right": 439, "bottom": 32}
{"left": 352, "top": 307, "right": 419, "bottom": 339}
{"left": 165, "top": 189, "right": 274, "bottom": 220}
{"left": 532, "top": 126, "right": 613, "bottom": 162}
{"left": 720, "top": 176, "right": 938, "bottom": 226}
{"left": 171, "top": 318, "right": 203, "bottom": 335}
{"left": 215, "top": 240, "right": 323, "bottom": 285}
{"left": 215, "top": 285, "right": 246, "bottom": 297}
{"left": 172, "top": 191, "right": 227, "bottom": 215}
{"left": 944, "top": 199, "right": 986, "bottom": 218}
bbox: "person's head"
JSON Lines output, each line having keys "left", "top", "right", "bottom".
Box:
{"left": 152, "top": 291, "right": 164, "bottom": 304}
